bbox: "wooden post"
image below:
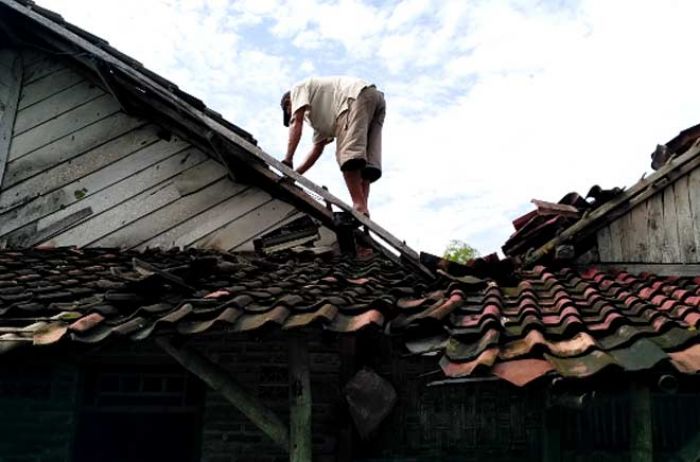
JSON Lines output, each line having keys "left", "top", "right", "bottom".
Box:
{"left": 156, "top": 337, "right": 289, "bottom": 450}
{"left": 630, "top": 381, "right": 653, "bottom": 462}
{"left": 542, "top": 407, "right": 561, "bottom": 462}
{"left": 288, "top": 335, "right": 312, "bottom": 462}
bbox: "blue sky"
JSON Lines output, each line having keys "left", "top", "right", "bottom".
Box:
{"left": 39, "top": 0, "right": 700, "bottom": 256}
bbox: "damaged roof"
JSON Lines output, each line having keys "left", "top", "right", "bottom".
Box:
{"left": 2, "top": 247, "right": 700, "bottom": 388}
{"left": 0, "top": 0, "right": 427, "bottom": 274}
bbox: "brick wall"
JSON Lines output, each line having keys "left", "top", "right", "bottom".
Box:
{"left": 193, "top": 333, "right": 344, "bottom": 462}
{"left": 0, "top": 350, "right": 79, "bottom": 462}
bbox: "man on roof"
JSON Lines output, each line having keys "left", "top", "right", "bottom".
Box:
{"left": 281, "top": 76, "right": 385, "bottom": 218}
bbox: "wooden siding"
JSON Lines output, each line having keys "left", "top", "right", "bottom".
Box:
{"left": 597, "top": 167, "right": 700, "bottom": 263}
{"left": 0, "top": 48, "right": 311, "bottom": 252}
{"left": 0, "top": 48, "right": 22, "bottom": 187}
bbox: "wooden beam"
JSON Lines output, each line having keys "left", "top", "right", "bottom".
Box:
{"left": 629, "top": 381, "right": 653, "bottom": 462}
{"left": 156, "top": 337, "right": 290, "bottom": 451}
{"left": 525, "top": 142, "right": 700, "bottom": 267}
{"left": 0, "top": 48, "right": 22, "bottom": 188}
{"left": 575, "top": 263, "right": 700, "bottom": 277}
{"left": 288, "top": 335, "right": 312, "bottom": 462}
{"left": 542, "top": 407, "right": 561, "bottom": 462}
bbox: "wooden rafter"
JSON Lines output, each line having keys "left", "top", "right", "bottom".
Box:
{"left": 156, "top": 337, "right": 290, "bottom": 451}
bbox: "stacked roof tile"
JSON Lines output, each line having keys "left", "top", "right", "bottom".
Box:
{"left": 2, "top": 248, "right": 700, "bottom": 387}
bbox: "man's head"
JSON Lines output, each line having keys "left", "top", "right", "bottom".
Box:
{"left": 280, "top": 91, "right": 291, "bottom": 127}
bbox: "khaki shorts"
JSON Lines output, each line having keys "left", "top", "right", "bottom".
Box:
{"left": 334, "top": 86, "right": 386, "bottom": 182}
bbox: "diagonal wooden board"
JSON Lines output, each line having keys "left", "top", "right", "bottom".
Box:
{"left": 0, "top": 48, "right": 22, "bottom": 188}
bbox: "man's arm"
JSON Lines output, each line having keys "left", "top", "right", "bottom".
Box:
{"left": 296, "top": 140, "right": 329, "bottom": 175}
{"left": 284, "top": 107, "right": 306, "bottom": 166}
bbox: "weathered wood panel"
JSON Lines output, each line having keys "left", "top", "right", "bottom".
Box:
{"left": 661, "top": 186, "right": 682, "bottom": 263}
{"left": 0, "top": 48, "right": 22, "bottom": 187}
{"left": 596, "top": 225, "right": 613, "bottom": 262}
{"left": 0, "top": 124, "right": 165, "bottom": 212}
{"left": 597, "top": 167, "right": 700, "bottom": 264}
{"left": 0, "top": 134, "right": 187, "bottom": 237}
{"left": 3, "top": 112, "right": 145, "bottom": 187}
{"left": 23, "top": 54, "right": 66, "bottom": 85}
{"left": 690, "top": 168, "right": 700, "bottom": 259}
{"left": 0, "top": 48, "right": 318, "bottom": 255}
{"left": 191, "top": 200, "right": 298, "bottom": 251}
{"left": 43, "top": 151, "right": 213, "bottom": 247}
{"left": 136, "top": 188, "right": 272, "bottom": 250}
{"left": 18, "top": 67, "right": 83, "bottom": 110}
{"left": 93, "top": 177, "right": 246, "bottom": 248}
{"left": 9, "top": 93, "right": 119, "bottom": 161}
{"left": 671, "top": 176, "right": 695, "bottom": 262}
{"left": 607, "top": 217, "right": 625, "bottom": 262}
{"left": 13, "top": 78, "right": 104, "bottom": 135}
{"left": 626, "top": 201, "right": 649, "bottom": 262}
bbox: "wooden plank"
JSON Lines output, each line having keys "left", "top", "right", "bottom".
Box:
{"left": 3, "top": 112, "right": 145, "bottom": 187}
{"left": 0, "top": 124, "right": 165, "bottom": 212}
{"left": 0, "top": 48, "right": 21, "bottom": 189}
{"left": 574, "top": 263, "right": 700, "bottom": 277}
{"left": 9, "top": 93, "right": 120, "bottom": 161}
{"left": 673, "top": 175, "right": 698, "bottom": 263}
{"left": 13, "top": 79, "right": 105, "bottom": 135}
{"left": 0, "top": 134, "right": 187, "bottom": 238}
{"left": 645, "top": 193, "right": 665, "bottom": 263}
{"left": 47, "top": 157, "right": 223, "bottom": 247}
{"left": 288, "top": 335, "right": 312, "bottom": 462}
{"left": 661, "top": 185, "right": 682, "bottom": 263}
{"left": 689, "top": 167, "right": 700, "bottom": 264}
{"left": 596, "top": 225, "right": 613, "bottom": 262}
{"left": 607, "top": 217, "right": 625, "bottom": 262}
{"left": 136, "top": 187, "right": 272, "bottom": 250}
{"left": 93, "top": 177, "right": 246, "bottom": 248}
{"left": 18, "top": 67, "right": 83, "bottom": 111}
{"left": 19, "top": 48, "right": 45, "bottom": 70}
{"left": 629, "top": 382, "right": 653, "bottom": 462}
{"left": 156, "top": 338, "right": 290, "bottom": 451}
{"left": 23, "top": 55, "right": 65, "bottom": 85}
{"left": 190, "top": 199, "right": 296, "bottom": 251}
{"left": 626, "top": 201, "right": 649, "bottom": 262}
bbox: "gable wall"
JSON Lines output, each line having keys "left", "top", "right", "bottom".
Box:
{"left": 596, "top": 165, "right": 700, "bottom": 264}
{"left": 0, "top": 47, "right": 304, "bottom": 252}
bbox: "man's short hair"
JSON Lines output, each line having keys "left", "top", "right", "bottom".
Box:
{"left": 281, "top": 91, "right": 291, "bottom": 127}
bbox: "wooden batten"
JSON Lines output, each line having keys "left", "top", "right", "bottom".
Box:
{"left": 0, "top": 48, "right": 22, "bottom": 187}
{"left": 156, "top": 337, "right": 290, "bottom": 451}
{"left": 288, "top": 335, "right": 312, "bottom": 462}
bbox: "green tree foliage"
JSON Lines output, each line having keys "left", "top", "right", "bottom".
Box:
{"left": 443, "top": 240, "right": 479, "bottom": 264}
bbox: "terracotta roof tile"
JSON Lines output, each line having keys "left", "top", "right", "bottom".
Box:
{"left": 0, "top": 248, "right": 699, "bottom": 387}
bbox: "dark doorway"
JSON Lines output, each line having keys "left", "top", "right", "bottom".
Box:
{"left": 74, "top": 364, "right": 203, "bottom": 462}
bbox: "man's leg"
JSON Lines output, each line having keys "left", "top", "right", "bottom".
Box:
{"left": 343, "top": 169, "right": 368, "bottom": 216}
{"left": 362, "top": 179, "right": 370, "bottom": 217}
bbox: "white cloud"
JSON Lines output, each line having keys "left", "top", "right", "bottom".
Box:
{"left": 35, "top": 0, "right": 700, "bottom": 257}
